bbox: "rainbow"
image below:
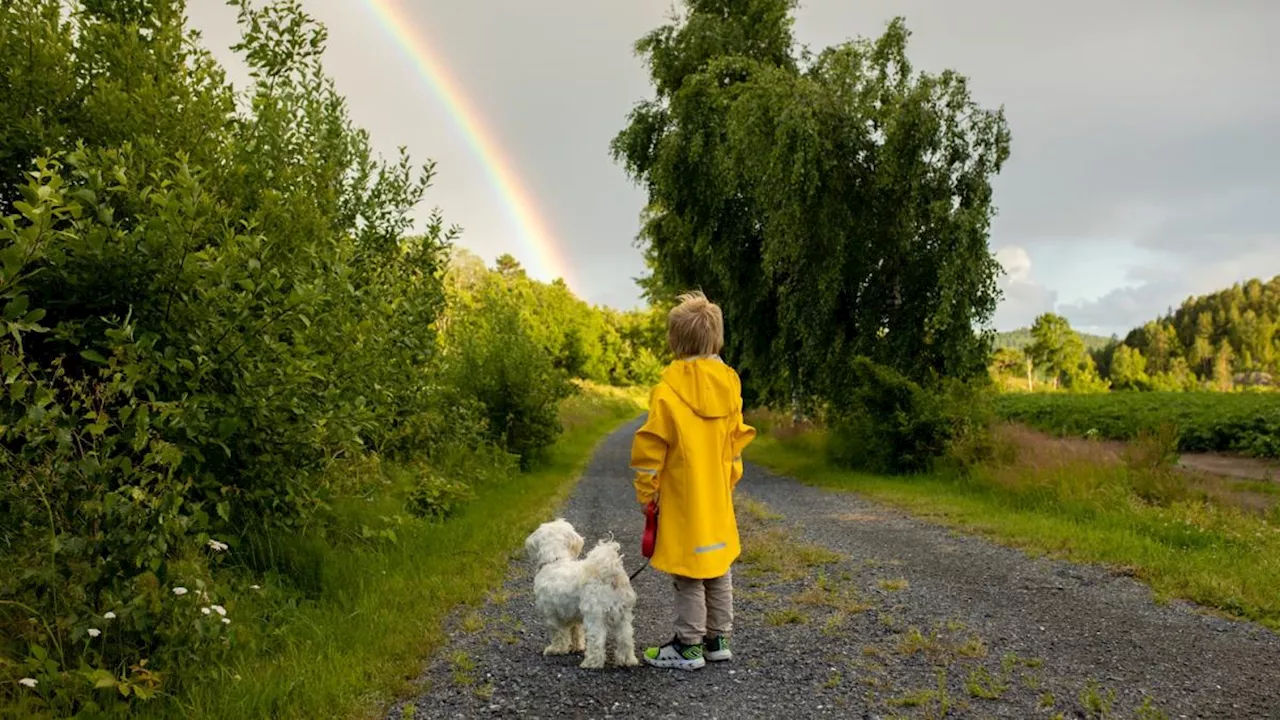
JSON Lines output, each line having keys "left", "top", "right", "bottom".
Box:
{"left": 363, "top": 0, "right": 573, "bottom": 288}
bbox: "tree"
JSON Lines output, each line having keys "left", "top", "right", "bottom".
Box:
{"left": 1109, "top": 344, "right": 1150, "bottom": 391}
{"left": 1028, "top": 313, "right": 1105, "bottom": 391}
{"left": 612, "top": 2, "right": 1011, "bottom": 409}
{"left": 1213, "top": 339, "right": 1235, "bottom": 391}
{"left": 1120, "top": 275, "right": 1280, "bottom": 387}
{"left": 989, "top": 347, "right": 1033, "bottom": 391}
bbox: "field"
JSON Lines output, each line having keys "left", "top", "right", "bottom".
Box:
{"left": 994, "top": 392, "right": 1280, "bottom": 458}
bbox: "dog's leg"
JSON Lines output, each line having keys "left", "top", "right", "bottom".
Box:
{"left": 579, "top": 613, "right": 608, "bottom": 669}
{"left": 571, "top": 622, "right": 586, "bottom": 652}
{"left": 543, "top": 623, "right": 574, "bottom": 656}
{"left": 613, "top": 608, "right": 639, "bottom": 667}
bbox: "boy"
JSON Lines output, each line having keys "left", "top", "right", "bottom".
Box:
{"left": 630, "top": 291, "right": 757, "bottom": 670}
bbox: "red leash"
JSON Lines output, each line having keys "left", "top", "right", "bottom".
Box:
{"left": 631, "top": 500, "right": 658, "bottom": 581}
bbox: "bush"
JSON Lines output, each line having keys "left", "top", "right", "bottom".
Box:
{"left": 0, "top": 1, "right": 467, "bottom": 712}
{"left": 441, "top": 279, "right": 574, "bottom": 469}
{"left": 826, "top": 358, "right": 991, "bottom": 475}
{"left": 1122, "top": 423, "right": 1188, "bottom": 505}
{"left": 406, "top": 472, "right": 476, "bottom": 521}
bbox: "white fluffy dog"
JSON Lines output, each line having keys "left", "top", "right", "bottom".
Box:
{"left": 523, "top": 519, "right": 639, "bottom": 669}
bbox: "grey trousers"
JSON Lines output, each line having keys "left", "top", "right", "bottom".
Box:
{"left": 672, "top": 569, "right": 733, "bottom": 646}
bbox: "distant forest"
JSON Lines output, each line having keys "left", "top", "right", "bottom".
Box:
{"left": 994, "top": 328, "right": 1113, "bottom": 353}
{"left": 993, "top": 275, "right": 1280, "bottom": 391}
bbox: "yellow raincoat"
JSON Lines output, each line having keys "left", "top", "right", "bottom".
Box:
{"left": 630, "top": 357, "right": 757, "bottom": 579}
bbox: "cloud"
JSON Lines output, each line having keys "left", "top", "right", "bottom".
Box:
{"left": 1060, "top": 242, "right": 1280, "bottom": 333}
{"left": 992, "top": 246, "right": 1057, "bottom": 331}
{"left": 184, "top": 0, "right": 1280, "bottom": 320}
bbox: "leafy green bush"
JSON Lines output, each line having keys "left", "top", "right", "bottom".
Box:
{"left": 442, "top": 278, "right": 574, "bottom": 469}
{"left": 406, "top": 472, "right": 477, "bottom": 521}
{"left": 0, "top": 1, "right": 473, "bottom": 712}
{"left": 994, "top": 393, "right": 1280, "bottom": 458}
{"left": 826, "top": 358, "right": 990, "bottom": 475}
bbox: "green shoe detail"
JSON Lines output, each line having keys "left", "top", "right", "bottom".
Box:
{"left": 643, "top": 638, "right": 705, "bottom": 670}
{"left": 705, "top": 635, "right": 732, "bottom": 662}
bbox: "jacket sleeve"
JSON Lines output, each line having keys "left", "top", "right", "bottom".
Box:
{"left": 728, "top": 400, "right": 757, "bottom": 488}
{"left": 630, "top": 388, "right": 671, "bottom": 505}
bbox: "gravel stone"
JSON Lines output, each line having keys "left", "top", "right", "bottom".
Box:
{"left": 390, "top": 419, "right": 1280, "bottom": 719}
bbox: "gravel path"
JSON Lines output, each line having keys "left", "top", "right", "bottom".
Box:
{"left": 391, "top": 419, "right": 1280, "bottom": 719}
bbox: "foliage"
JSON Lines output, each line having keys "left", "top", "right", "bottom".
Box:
{"left": 0, "top": 1, "right": 586, "bottom": 715}
{"left": 1027, "top": 313, "right": 1107, "bottom": 391}
{"left": 155, "top": 386, "right": 644, "bottom": 720}
{"left": 994, "top": 327, "right": 1113, "bottom": 353}
{"left": 405, "top": 470, "right": 477, "bottom": 521}
{"left": 1107, "top": 344, "right": 1149, "bottom": 390}
{"left": 439, "top": 271, "right": 573, "bottom": 470}
{"left": 446, "top": 249, "right": 669, "bottom": 388}
{"left": 994, "top": 392, "right": 1280, "bottom": 458}
{"left": 1126, "top": 276, "right": 1280, "bottom": 382}
{"left": 613, "top": 1, "right": 1011, "bottom": 410}
{"left": 826, "top": 358, "right": 992, "bottom": 475}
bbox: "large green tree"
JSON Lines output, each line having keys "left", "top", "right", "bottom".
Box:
{"left": 1028, "top": 313, "right": 1106, "bottom": 391}
{"left": 612, "top": 0, "right": 1011, "bottom": 407}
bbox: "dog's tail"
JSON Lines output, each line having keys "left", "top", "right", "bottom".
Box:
{"left": 583, "top": 539, "right": 629, "bottom": 590}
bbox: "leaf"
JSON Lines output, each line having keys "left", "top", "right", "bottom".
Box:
{"left": 81, "top": 349, "right": 109, "bottom": 365}
{"left": 4, "top": 295, "right": 30, "bottom": 321}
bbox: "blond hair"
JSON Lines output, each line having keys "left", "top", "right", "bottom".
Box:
{"left": 667, "top": 291, "right": 724, "bottom": 358}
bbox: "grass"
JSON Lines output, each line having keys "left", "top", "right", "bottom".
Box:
{"left": 747, "top": 426, "right": 1280, "bottom": 630}
{"left": 1080, "top": 679, "right": 1116, "bottom": 719}
{"left": 964, "top": 666, "right": 1007, "bottom": 700}
{"left": 764, "top": 608, "right": 809, "bottom": 626}
{"left": 739, "top": 525, "right": 843, "bottom": 580}
{"left": 887, "top": 669, "right": 956, "bottom": 719}
{"left": 163, "top": 385, "right": 645, "bottom": 719}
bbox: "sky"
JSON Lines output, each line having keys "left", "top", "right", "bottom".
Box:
{"left": 185, "top": 1, "right": 1280, "bottom": 337}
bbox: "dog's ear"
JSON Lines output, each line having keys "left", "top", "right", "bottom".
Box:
{"left": 524, "top": 525, "right": 544, "bottom": 560}
{"left": 570, "top": 530, "right": 585, "bottom": 557}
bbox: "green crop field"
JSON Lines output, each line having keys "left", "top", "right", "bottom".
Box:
{"left": 994, "top": 392, "right": 1280, "bottom": 458}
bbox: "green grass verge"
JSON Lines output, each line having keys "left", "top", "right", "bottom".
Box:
{"left": 748, "top": 430, "right": 1280, "bottom": 631}
{"left": 164, "top": 386, "right": 644, "bottom": 720}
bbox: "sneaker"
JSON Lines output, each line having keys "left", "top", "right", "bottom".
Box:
{"left": 643, "top": 637, "right": 705, "bottom": 671}
{"left": 704, "top": 635, "right": 732, "bottom": 662}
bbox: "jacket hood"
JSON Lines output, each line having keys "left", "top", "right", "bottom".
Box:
{"left": 661, "top": 357, "right": 739, "bottom": 419}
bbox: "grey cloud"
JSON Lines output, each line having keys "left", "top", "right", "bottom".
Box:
{"left": 187, "top": 1, "right": 1280, "bottom": 321}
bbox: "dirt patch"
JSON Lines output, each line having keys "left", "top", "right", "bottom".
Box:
{"left": 1178, "top": 452, "right": 1278, "bottom": 481}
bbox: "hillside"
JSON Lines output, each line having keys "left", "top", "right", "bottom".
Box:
{"left": 1121, "top": 275, "right": 1280, "bottom": 381}
{"left": 994, "top": 327, "right": 1114, "bottom": 352}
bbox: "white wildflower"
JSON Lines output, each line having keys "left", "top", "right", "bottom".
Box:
{"left": 221, "top": 618, "right": 231, "bottom": 625}
{"left": 211, "top": 605, "right": 226, "bottom": 617}
{"left": 102, "top": 611, "right": 116, "bottom": 620}
{"left": 201, "top": 607, "right": 212, "bottom": 615}
{"left": 172, "top": 586, "right": 189, "bottom": 596}
{"left": 207, "top": 539, "right": 229, "bottom": 552}
{"left": 87, "top": 628, "right": 101, "bottom": 638}
{"left": 19, "top": 678, "right": 37, "bottom": 688}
